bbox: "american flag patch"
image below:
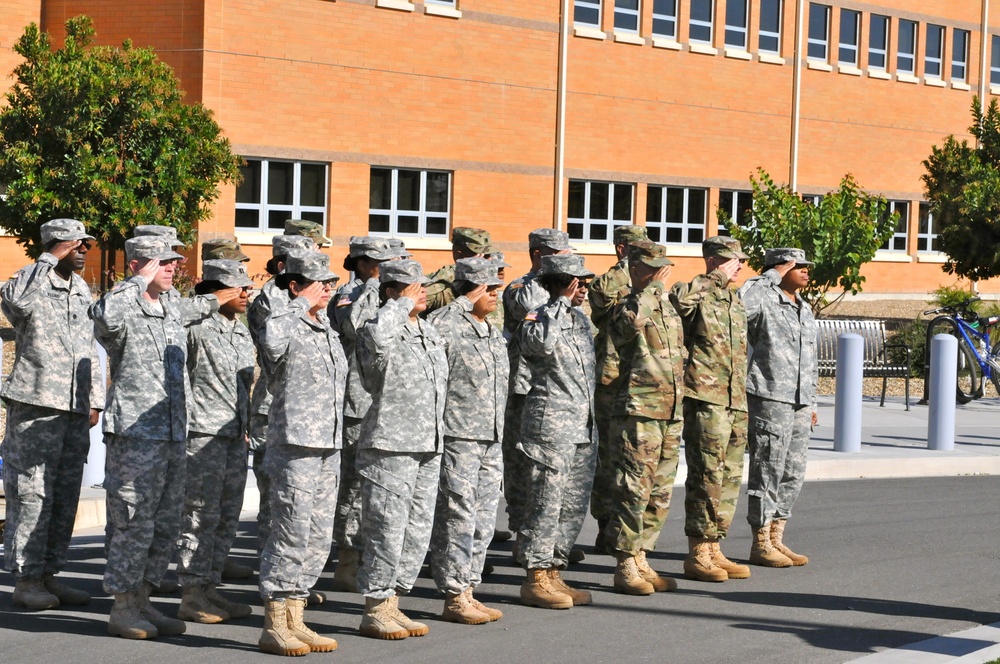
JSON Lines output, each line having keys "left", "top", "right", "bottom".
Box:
{"left": 524, "top": 312, "right": 538, "bottom": 322}
{"left": 336, "top": 298, "right": 352, "bottom": 307}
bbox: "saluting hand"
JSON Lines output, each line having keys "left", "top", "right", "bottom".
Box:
{"left": 400, "top": 282, "right": 423, "bottom": 302}
{"left": 135, "top": 258, "right": 161, "bottom": 282}
{"left": 559, "top": 278, "right": 580, "bottom": 301}
{"left": 213, "top": 287, "right": 244, "bottom": 307}
{"left": 298, "top": 281, "right": 327, "bottom": 309}
{"left": 774, "top": 260, "right": 797, "bottom": 277}
{"left": 465, "top": 284, "right": 488, "bottom": 304}
{"left": 50, "top": 240, "right": 82, "bottom": 261}
{"left": 652, "top": 265, "right": 672, "bottom": 285}
{"left": 717, "top": 257, "right": 742, "bottom": 282}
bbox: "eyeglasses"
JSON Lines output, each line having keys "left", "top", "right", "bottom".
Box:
{"left": 577, "top": 280, "right": 590, "bottom": 289}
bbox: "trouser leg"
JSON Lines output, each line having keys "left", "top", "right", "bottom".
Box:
{"left": 552, "top": 439, "right": 597, "bottom": 567}
{"left": 502, "top": 394, "right": 528, "bottom": 533}
{"left": 177, "top": 434, "right": 227, "bottom": 587}
{"left": 357, "top": 450, "right": 417, "bottom": 600}
{"left": 746, "top": 396, "right": 795, "bottom": 529}
{"left": 589, "top": 384, "right": 617, "bottom": 522}
{"left": 249, "top": 414, "right": 271, "bottom": 556}
{"left": 773, "top": 406, "right": 812, "bottom": 521}
{"left": 333, "top": 417, "right": 364, "bottom": 552}
{"left": 211, "top": 439, "right": 249, "bottom": 584}
{"left": 683, "top": 401, "right": 747, "bottom": 539}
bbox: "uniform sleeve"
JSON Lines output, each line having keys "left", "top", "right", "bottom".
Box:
{"left": 0, "top": 253, "right": 59, "bottom": 325}
{"left": 610, "top": 283, "right": 664, "bottom": 348}
{"left": 89, "top": 276, "right": 147, "bottom": 346}
{"left": 260, "top": 298, "right": 310, "bottom": 365}
{"left": 427, "top": 297, "right": 472, "bottom": 354}
{"left": 588, "top": 268, "right": 623, "bottom": 329}
{"left": 341, "top": 278, "right": 381, "bottom": 343}
{"left": 519, "top": 297, "right": 569, "bottom": 358}
{"left": 668, "top": 270, "right": 728, "bottom": 320}
{"left": 177, "top": 294, "right": 220, "bottom": 326}
{"left": 357, "top": 297, "right": 413, "bottom": 393}
{"left": 738, "top": 270, "right": 782, "bottom": 346}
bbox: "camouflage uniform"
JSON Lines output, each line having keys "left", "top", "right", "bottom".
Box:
{"left": 428, "top": 277, "right": 509, "bottom": 595}
{"left": 670, "top": 267, "right": 748, "bottom": 540}
{"left": 739, "top": 262, "right": 818, "bottom": 529}
{"left": 424, "top": 227, "right": 493, "bottom": 315}
{"left": 356, "top": 276, "right": 448, "bottom": 600}
{"left": 1, "top": 243, "right": 103, "bottom": 582}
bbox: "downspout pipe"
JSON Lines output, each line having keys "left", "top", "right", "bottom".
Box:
{"left": 790, "top": 0, "right": 805, "bottom": 193}
{"left": 554, "top": 0, "right": 570, "bottom": 230}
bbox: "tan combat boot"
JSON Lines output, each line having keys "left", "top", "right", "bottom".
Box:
{"left": 442, "top": 589, "right": 491, "bottom": 625}
{"left": 285, "top": 597, "right": 339, "bottom": 652}
{"left": 710, "top": 541, "right": 751, "bottom": 579}
{"left": 770, "top": 519, "right": 809, "bottom": 565}
{"left": 568, "top": 548, "right": 586, "bottom": 564}
{"left": 520, "top": 568, "right": 573, "bottom": 609}
{"left": 613, "top": 554, "right": 656, "bottom": 595}
{"left": 548, "top": 568, "right": 593, "bottom": 605}
{"left": 42, "top": 574, "right": 90, "bottom": 605}
{"left": 108, "top": 591, "right": 158, "bottom": 640}
{"left": 330, "top": 548, "right": 360, "bottom": 593}
{"left": 259, "top": 599, "right": 311, "bottom": 656}
{"left": 387, "top": 594, "right": 430, "bottom": 636}
{"left": 205, "top": 583, "right": 253, "bottom": 619}
{"left": 221, "top": 558, "right": 253, "bottom": 581}
{"left": 12, "top": 577, "right": 60, "bottom": 610}
{"left": 635, "top": 551, "right": 677, "bottom": 592}
{"left": 178, "top": 584, "right": 230, "bottom": 623}
{"left": 683, "top": 538, "right": 728, "bottom": 582}
{"left": 749, "top": 522, "right": 793, "bottom": 568}
{"left": 359, "top": 596, "right": 409, "bottom": 640}
{"left": 137, "top": 581, "right": 187, "bottom": 635}
{"left": 466, "top": 587, "right": 503, "bottom": 621}
{"left": 307, "top": 589, "right": 326, "bottom": 605}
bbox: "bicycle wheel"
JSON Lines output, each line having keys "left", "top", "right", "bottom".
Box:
{"left": 988, "top": 340, "right": 1000, "bottom": 396}
{"left": 955, "top": 337, "right": 982, "bottom": 403}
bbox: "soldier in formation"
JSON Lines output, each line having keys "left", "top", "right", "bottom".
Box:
{"left": 423, "top": 227, "right": 493, "bottom": 314}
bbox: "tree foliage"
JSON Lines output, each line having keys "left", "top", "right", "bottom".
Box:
{"left": 922, "top": 97, "right": 1000, "bottom": 282}
{"left": 0, "top": 15, "right": 241, "bottom": 282}
{"left": 718, "top": 168, "right": 897, "bottom": 315}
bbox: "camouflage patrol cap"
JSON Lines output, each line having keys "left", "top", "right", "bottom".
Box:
{"left": 613, "top": 225, "right": 648, "bottom": 245}
{"left": 202, "top": 259, "right": 254, "bottom": 288}
{"left": 452, "top": 227, "right": 494, "bottom": 255}
{"left": 702, "top": 235, "right": 749, "bottom": 260}
{"left": 285, "top": 250, "right": 340, "bottom": 283}
{"left": 764, "top": 247, "right": 814, "bottom": 267}
{"left": 284, "top": 219, "right": 332, "bottom": 247}
{"left": 40, "top": 218, "right": 94, "bottom": 245}
{"left": 539, "top": 253, "right": 595, "bottom": 279}
{"left": 134, "top": 224, "right": 185, "bottom": 247}
{"left": 349, "top": 236, "right": 404, "bottom": 261}
{"left": 125, "top": 236, "right": 184, "bottom": 263}
{"left": 628, "top": 240, "right": 674, "bottom": 268}
{"left": 529, "top": 228, "right": 573, "bottom": 251}
{"left": 272, "top": 234, "right": 316, "bottom": 257}
{"left": 489, "top": 251, "right": 511, "bottom": 268}
{"left": 201, "top": 238, "right": 250, "bottom": 262}
{"left": 380, "top": 259, "right": 431, "bottom": 285}
{"left": 386, "top": 238, "right": 413, "bottom": 258}
{"left": 455, "top": 257, "right": 503, "bottom": 287}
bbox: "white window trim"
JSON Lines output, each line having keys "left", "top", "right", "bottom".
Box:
{"left": 235, "top": 158, "right": 329, "bottom": 235}
{"left": 758, "top": 0, "right": 782, "bottom": 54}
{"left": 897, "top": 19, "right": 918, "bottom": 75}
{"left": 881, "top": 200, "right": 909, "bottom": 253}
{"left": 574, "top": 0, "right": 602, "bottom": 28}
{"left": 724, "top": 0, "right": 749, "bottom": 50}
{"left": 614, "top": 0, "right": 641, "bottom": 35}
{"left": 689, "top": 0, "right": 714, "bottom": 45}
{"left": 567, "top": 181, "right": 635, "bottom": 244}
{"left": 807, "top": 4, "right": 830, "bottom": 62}
{"left": 952, "top": 29, "right": 969, "bottom": 82}
{"left": 991, "top": 35, "right": 1000, "bottom": 86}
{"left": 614, "top": 32, "right": 647, "bottom": 45}
{"left": 868, "top": 15, "right": 889, "bottom": 71}
{"left": 717, "top": 189, "right": 754, "bottom": 236}
{"left": 925, "top": 24, "right": 945, "bottom": 79}
{"left": 375, "top": 0, "right": 415, "bottom": 11}
{"left": 838, "top": 9, "right": 859, "bottom": 66}
{"left": 425, "top": 2, "right": 461, "bottom": 19}
{"left": 651, "top": 0, "right": 677, "bottom": 40}
{"left": 369, "top": 168, "right": 452, "bottom": 239}
{"left": 917, "top": 204, "right": 941, "bottom": 255}
{"left": 646, "top": 185, "right": 708, "bottom": 246}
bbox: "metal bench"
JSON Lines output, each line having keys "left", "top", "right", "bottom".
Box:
{"left": 816, "top": 319, "right": 912, "bottom": 411}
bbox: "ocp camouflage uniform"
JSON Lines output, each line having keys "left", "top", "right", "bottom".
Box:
{"left": 356, "top": 296, "right": 448, "bottom": 600}
{"left": 176, "top": 312, "right": 255, "bottom": 588}
{"left": 428, "top": 296, "right": 509, "bottom": 595}
{"left": 1, "top": 253, "right": 104, "bottom": 581}
{"left": 670, "top": 270, "right": 748, "bottom": 540}
{"left": 739, "top": 268, "right": 818, "bottom": 528}
{"left": 424, "top": 263, "right": 456, "bottom": 314}
{"left": 518, "top": 296, "right": 597, "bottom": 570}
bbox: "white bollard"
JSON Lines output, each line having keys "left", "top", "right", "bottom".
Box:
{"left": 834, "top": 333, "right": 864, "bottom": 452}
{"left": 81, "top": 342, "right": 107, "bottom": 487}
{"left": 927, "top": 333, "right": 957, "bottom": 451}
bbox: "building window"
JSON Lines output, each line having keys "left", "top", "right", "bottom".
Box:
{"left": 869, "top": 14, "right": 889, "bottom": 70}
{"left": 918, "top": 203, "right": 939, "bottom": 253}
{"left": 881, "top": 200, "right": 909, "bottom": 252}
{"left": 652, "top": 0, "right": 677, "bottom": 38}
{"left": 953, "top": 29, "right": 969, "bottom": 82}
{"left": 717, "top": 190, "right": 753, "bottom": 237}
{"left": 725, "top": 0, "right": 748, "bottom": 49}
{"left": 368, "top": 167, "right": 451, "bottom": 237}
{"left": 807, "top": 4, "right": 830, "bottom": 62}
{"left": 646, "top": 185, "right": 707, "bottom": 245}
{"left": 898, "top": 19, "right": 917, "bottom": 75}
{"left": 992, "top": 35, "right": 1000, "bottom": 85}
{"left": 758, "top": 0, "right": 782, "bottom": 54}
{"left": 425, "top": 0, "right": 455, "bottom": 5}
{"left": 802, "top": 194, "right": 823, "bottom": 206}
{"left": 925, "top": 24, "right": 944, "bottom": 78}
{"left": 838, "top": 9, "right": 859, "bottom": 66}
{"left": 574, "top": 0, "right": 601, "bottom": 27}
{"left": 614, "top": 0, "right": 640, "bottom": 33}
{"left": 235, "top": 158, "right": 328, "bottom": 232}
{"left": 568, "top": 180, "right": 634, "bottom": 243}
{"left": 689, "top": 0, "right": 714, "bottom": 44}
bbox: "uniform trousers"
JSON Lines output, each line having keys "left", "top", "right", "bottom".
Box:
{"left": 746, "top": 394, "right": 812, "bottom": 528}
{"left": 682, "top": 400, "right": 748, "bottom": 539}
{"left": 501, "top": 393, "right": 529, "bottom": 533}
{"left": 249, "top": 414, "right": 272, "bottom": 556}
{"left": 589, "top": 383, "right": 618, "bottom": 522}
{"left": 333, "top": 417, "right": 364, "bottom": 552}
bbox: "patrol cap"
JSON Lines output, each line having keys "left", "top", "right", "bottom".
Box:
{"left": 201, "top": 238, "right": 250, "bottom": 262}
{"left": 455, "top": 257, "right": 503, "bottom": 287}
{"left": 539, "top": 253, "right": 595, "bottom": 279}
{"left": 349, "top": 236, "right": 404, "bottom": 261}
{"left": 134, "top": 224, "right": 185, "bottom": 247}
{"left": 702, "top": 235, "right": 749, "bottom": 260}
{"left": 202, "top": 259, "right": 254, "bottom": 288}
{"left": 125, "top": 236, "right": 184, "bottom": 263}
{"left": 285, "top": 250, "right": 340, "bottom": 283}
{"left": 40, "top": 218, "right": 94, "bottom": 245}
{"left": 284, "top": 219, "right": 332, "bottom": 247}
{"left": 272, "top": 234, "right": 316, "bottom": 257}
{"left": 628, "top": 240, "right": 674, "bottom": 268}
{"left": 764, "top": 247, "right": 815, "bottom": 267}
{"left": 452, "top": 227, "right": 493, "bottom": 255}
{"left": 613, "top": 225, "right": 648, "bottom": 245}
{"left": 379, "top": 259, "right": 430, "bottom": 285}
{"left": 528, "top": 228, "right": 573, "bottom": 252}
{"left": 489, "top": 251, "right": 511, "bottom": 268}
{"left": 386, "top": 238, "right": 413, "bottom": 258}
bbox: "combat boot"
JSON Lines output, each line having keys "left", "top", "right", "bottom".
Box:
{"left": 387, "top": 594, "right": 430, "bottom": 636}
{"left": 613, "top": 554, "right": 655, "bottom": 595}
{"left": 221, "top": 558, "right": 254, "bottom": 581}
{"left": 749, "top": 523, "right": 793, "bottom": 568}
{"left": 491, "top": 529, "right": 512, "bottom": 544}
{"left": 259, "top": 599, "right": 311, "bottom": 656}
{"left": 108, "top": 591, "right": 158, "bottom": 640}
{"left": 520, "top": 568, "right": 573, "bottom": 609}
{"left": 359, "top": 596, "right": 409, "bottom": 640}
{"left": 42, "top": 574, "right": 90, "bottom": 605}
{"left": 770, "top": 519, "right": 809, "bottom": 566}
{"left": 466, "top": 588, "right": 503, "bottom": 621}
{"left": 330, "top": 547, "right": 360, "bottom": 593}
{"left": 683, "top": 538, "right": 728, "bottom": 582}
{"left": 152, "top": 578, "right": 179, "bottom": 594}
{"left": 178, "top": 584, "right": 230, "bottom": 623}
{"left": 307, "top": 589, "right": 326, "bottom": 605}
{"left": 205, "top": 583, "right": 253, "bottom": 619}
{"left": 548, "top": 568, "right": 593, "bottom": 605}
{"left": 635, "top": 551, "right": 677, "bottom": 592}
{"left": 568, "top": 548, "right": 586, "bottom": 564}
{"left": 442, "top": 589, "right": 490, "bottom": 625}
{"left": 710, "top": 542, "right": 751, "bottom": 579}
{"left": 285, "top": 597, "right": 339, "bottom": 652}
{"left": 12, "top": 577, "right": 60, "bottom": 610}
{"left": 138, "top": 581, "right": 187, "bottom": 635}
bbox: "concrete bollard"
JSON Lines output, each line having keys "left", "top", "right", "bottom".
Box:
{"left": 834, "top": 333, "right": 863, "bottom": 453}
{"left": 81, "top": 341, "right": 107, "bottom": 488}
{"left": 927, "top": 333, "right": 957, "bottom": 451}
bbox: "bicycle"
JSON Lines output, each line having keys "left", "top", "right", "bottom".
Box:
{"left": 922, "top": 296, "right": 1000, "bottom": 403}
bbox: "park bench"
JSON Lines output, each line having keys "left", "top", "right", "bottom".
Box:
{"left": 816, "top": 319, "right": 912, "bottom": 411}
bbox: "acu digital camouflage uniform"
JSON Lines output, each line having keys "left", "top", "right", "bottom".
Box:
{"left": 424, "top": 227, "right": 493, "bottom": 314}
{"left": 1, "top": 220, "right": 103, "bottom": 584}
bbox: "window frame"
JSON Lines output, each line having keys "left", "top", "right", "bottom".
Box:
{"left": 234, "top": 158, "right": 329, "bottom": 234}
{"left": 717, "top": 189, "right": 753, "bottom": 237}
{"left": 868, "top": 14, "right": 889, "bottom": 70}
{"left": 992, "top": 35, "right": 1000, "bottom": 85}
{"left": 724, "top": 0, "right": 749, "bottom": 50}
{"left": 881, "top": 200, "right": 910, "bottom": 253}
{"left": 574, "top": 0, "right": 602, "bottom": 28}
{"left": 425, "top": 0, "right": 456, "bottom": 5}
{"left": 645, "top": 185, "right": 708, "bottom": 246}
{"left": 689, "top": 0, "right": 715, "bottom": 45}
{"left": 758, "top": 0, "right": 782, "bottom": 54}
{"left": 651, "top": 0, "right": 678, "bottom": 39}
{"left": 567, "top": 180, "right": 635, "bottom": 244}
{"left": 925, "top": 23, "right": 945, "bottom": 79}
{"left": 368, "top": 167, "right": 452, "bottom": 239}
{"left": 614, "top": 0, "right": 641, "bottom": 34}
{"left": 917, "top": 202, "right": 940, "bottom": 253}
{"left": 952, "top": 28, "right": 969, "bottom": 82}
{"left": 897, "top": 18, "right": 918, "bottom": 75}
{"left": 807, "top": 3, "right": 830, "bottom": 62}
{"left": 838, "top": 8, "right": 860, "bottom": 66}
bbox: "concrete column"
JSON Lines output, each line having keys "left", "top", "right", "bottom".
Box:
{"left": 834, "top": 333, "right": 863, "bottom": 452}
{"left": 927, "top": 333, "right": 957, "bottom": 451}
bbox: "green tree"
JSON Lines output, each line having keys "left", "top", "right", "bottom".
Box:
{"left": 718, "top": 168, "right": 897, "bottom": 315}
{"left": 0, "top": 16, "right": 241, "bottom": 288}
{"left": 922, "top": 97, "right": 1000, "bottom": 282}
